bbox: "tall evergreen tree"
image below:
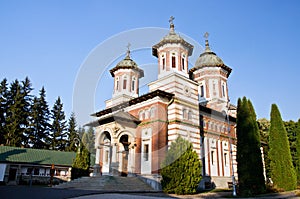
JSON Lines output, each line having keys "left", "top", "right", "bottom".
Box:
{"left": 284, "top": 120, "right": 298, "bottom": 168}
{"left": 161, "top": 136, "right": 202, "bottom": 195}
{"left": 236, "top": 97, "right": 265, "bottom": 196}
{"left": 50, "top": 97, "right": 67, "bottom": 151}
{"left": 28, "top": 87, "right": 50, "bottom": 149}
{"left": 268, "top": 104, "right": 296, "bottom": 191}
{"left": 0, "top": 78, "right": 8, "bottom": 145}
{"left": 82, "top": 126, "right": 95, "bottom": 154}
{"left": 5, "top": 79, "right": 33, "bottom": 147}
{"left": 66, "top": 112, "right": 78, "bottom": 152}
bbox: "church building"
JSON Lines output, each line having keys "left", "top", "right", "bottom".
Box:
{"left": 87, "top": 18, "right": 237, "bottom": 189}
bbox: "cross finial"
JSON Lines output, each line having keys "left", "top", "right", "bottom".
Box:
{"left": 169, "top": 16, "right": 175, "bottom": 25}
{"left": 204, "top": 32, "right": 209, "bottom": 39}
{"left": 126, "top": 43, "right": 131, "bottom": 51}
{"left": 126, "top": 43, "right": 131, "bottom": 58}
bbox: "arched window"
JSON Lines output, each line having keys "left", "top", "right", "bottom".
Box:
{"left": 123, "top": 76, "right": 127, "bottom": 90}
{"left": 171, "top": 52, "right": 176, "bottom": 68}
{"left": 183, "top": 109, "right": 187, "bottom": 119}
{"left": 132, "top": 76, "right": 136, "bottom": 91}
{"left": 139, "top": 110, "right": 144, "bottom": 120}
{"left": 188, "top": 111, "right": 193, "bottom": 120}
{"left": 181, "top": 54, "right": 186, "bottom": 70}
{"left": 150, "top": 107, "right": 156, "bottom": 118}
{"left": 115, "top": 77, "right": 119, "bottom": 92}
{"left": 161, "top": 54, "right": 166, "bottom": 70}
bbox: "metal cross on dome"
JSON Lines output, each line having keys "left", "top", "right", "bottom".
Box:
{"left": 204, "top": 32, "right": 209, "bottom": 39}
{"left": 169, "top": 16, "right": 175, "bottom": 25}
{"left": 126, "top": 43, "right": 131, "bottom": 51}
{"left": 126, "top": 43, "right": 131, "bottom": 57}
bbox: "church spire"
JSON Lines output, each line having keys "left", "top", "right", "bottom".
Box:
{"left": 126, "top": 43, "right": 131, "bottom": 58}
{"left": 169, "top": 16, "right": 175, "bottom": 33}
{"left": 204, "top": 32, "right": 211, "bottom": 52}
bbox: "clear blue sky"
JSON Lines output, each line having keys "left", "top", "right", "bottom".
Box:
{"left": 1, "top": 0, "right": 300, "bottom": 126}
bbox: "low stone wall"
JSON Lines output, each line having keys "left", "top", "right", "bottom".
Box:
{"left": 137, "top": 175, "right": 162, "bottom": 191}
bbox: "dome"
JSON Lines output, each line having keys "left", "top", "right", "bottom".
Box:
{"left": 190, "top": 39, "right": 232, "bottom": 75}
{"left": 109, "top": 51, "right": 144, "bottom": 78}
{"left": 152, "top": 22, "right": 193, "bottom": 57}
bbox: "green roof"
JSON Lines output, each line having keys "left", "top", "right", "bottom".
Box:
{"left": 0, "top": 146, "right": 76, "bottom": 166}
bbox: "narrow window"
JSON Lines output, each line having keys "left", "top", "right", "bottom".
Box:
{"left": 188, "top": 111, "right": 192, "bottom": 120}
{"left": 162, "top": 54, "right": 166, "bottom": 70}
{"left": 224, "top": 153, "right": 228, "bottom": 166}
{"left": 144, "top": 144, "right": 149, "bottom": 161}
{"left": 116, "top": 77, "right": 119, "bottom": 91}
{"left": 132, "top": 77, "right": 136, "bottom": 91}
{"left": 150, "top": 107, "right": 155, "bottom": 118}
{"left": 172, "top": 53, "right": 176, "bottom": 68}
{"left": 200, "top": 85, "right": 204, "bottom": 97}
{"left": 123, "top": 76, "right": 127, "bottom": 90}
{"left": 222, "top": 83, "right": 226, "bottom": 97}
{"left": 182, "top": 54, "right": 186, "bottom": 70}
{"left": 183, "top": 109, "right": 187, "bottom": 119}
{"left": 211, "top": 151, "right": 215, "bottom": 165}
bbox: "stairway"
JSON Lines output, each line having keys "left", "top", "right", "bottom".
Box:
{"left": 54, "top": 176, "right": 156, "bottom": 192}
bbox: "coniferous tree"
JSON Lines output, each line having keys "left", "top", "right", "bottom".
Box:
{"left": 0, "top": 78, "right": 8, "bottom": 145}
{"left": 71, "top": 144, "right": 90, "bottom": 179}
{"left": 236, "top": 97, "right": 265, "bottom": 196}
{"left": 268, "top": 104, "right": 296, "bottom": 191}
{"left": 161, "top": 136, "right": 202, "bottom": 195}
{"left": 28, "top": 87, "right": 50, "bottom": 149}
{"left": 82, "top": 126, "right": 95, "bottom": 154}
{"left": 50, "top": 97, "right": 67, "bottom": 150}
{"left": 66, "top": 112, "right": 78, "bottom": 152}
{"left": 5, "top": 79, "right": 33, "bottom": 146}
{"left": 284, "top": 120, "right": 298, "bottom": 168}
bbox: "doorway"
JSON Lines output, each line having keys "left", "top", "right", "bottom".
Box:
{"left": 119, "top": 135, "right": 130, "bottom": 176}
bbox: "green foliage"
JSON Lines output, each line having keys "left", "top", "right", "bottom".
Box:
{"left": 66, "top": 112, "right": 78, "bottom": 152}
{"left": 81, "top": 126, "right": 95, "bottom": 154}
{"left": 28, "top": 87, "right": 50, "bottom": 149}
{"left": 161, "top": 136, "right": 202, "bottom": 195}
{"left": 296, "top": 120, "right": 300, "bottom": 185}
{"left": 71, "top": 144, "right": 90, "bottom": 179}
{"left": 4, "top": 78, "right": 33, "bottom": 147}
{"left": 257, "top": 118, "right": 271, "bottom": 180}
{"left": 50, "top": 97, "right": 67, "bottom": 151}
{"left": 268, "top": 104, "right": 297, "bottom": 191}
{"left": 0, "top": 78, "right": 8, "bottom": 145}
{"left": 236, "top": 97, "right": 266, "bottom": 196}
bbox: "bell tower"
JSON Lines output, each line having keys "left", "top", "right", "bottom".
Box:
{"left": 152, "top": 16, "right": 193, "bottom": 79}
{"left": 189, "top": 33, "right": 232, "bottom": 113}
{"left": 106, "top": 44, "right": 144, "bottom": 108}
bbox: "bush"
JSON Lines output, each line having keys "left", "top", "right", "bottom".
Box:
{"left": 161, "top": 136, "right": 202, "bottom": 195}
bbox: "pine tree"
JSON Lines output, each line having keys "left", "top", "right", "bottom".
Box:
{"left": 160, "top": 136, "right": 202, "bottom": 195}
{"left": 66, "top": 112, "right": 78, "bottom": 152}
{"left": 50, "top": 97, "right": 67, "bottom": 151}
{"left": 5, "top": 79, "right": 33, "bottom": 147}
{"left": 268, "top": 104, "right": 296, "bottom": 191}
{"left": 0, "top": 78, "right": 8, "bottom": 145}
{"left": 81, "top": 126, "right": 95, "bottom": 154}
{"left": 236, "top": 97, "right": 265, "bottom": 196}
{"left": 28, "top": 87, "right": 50, "bottom": 149}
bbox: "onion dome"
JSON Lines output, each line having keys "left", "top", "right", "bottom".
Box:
{"left": 109, "top": 47, "right": 144, "bottom": 78}
{"left": 190, "top": 35, "right": 232, "bottom": 76}
{"left": 152, "top": 16, "right": 193, "bottom": 57}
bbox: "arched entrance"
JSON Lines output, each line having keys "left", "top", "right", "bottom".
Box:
{"left": 119, "top": 134, "right": 130, "bottom": 176}
{"left": 100, "top": 131, "right": 111, "bottom": 175}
